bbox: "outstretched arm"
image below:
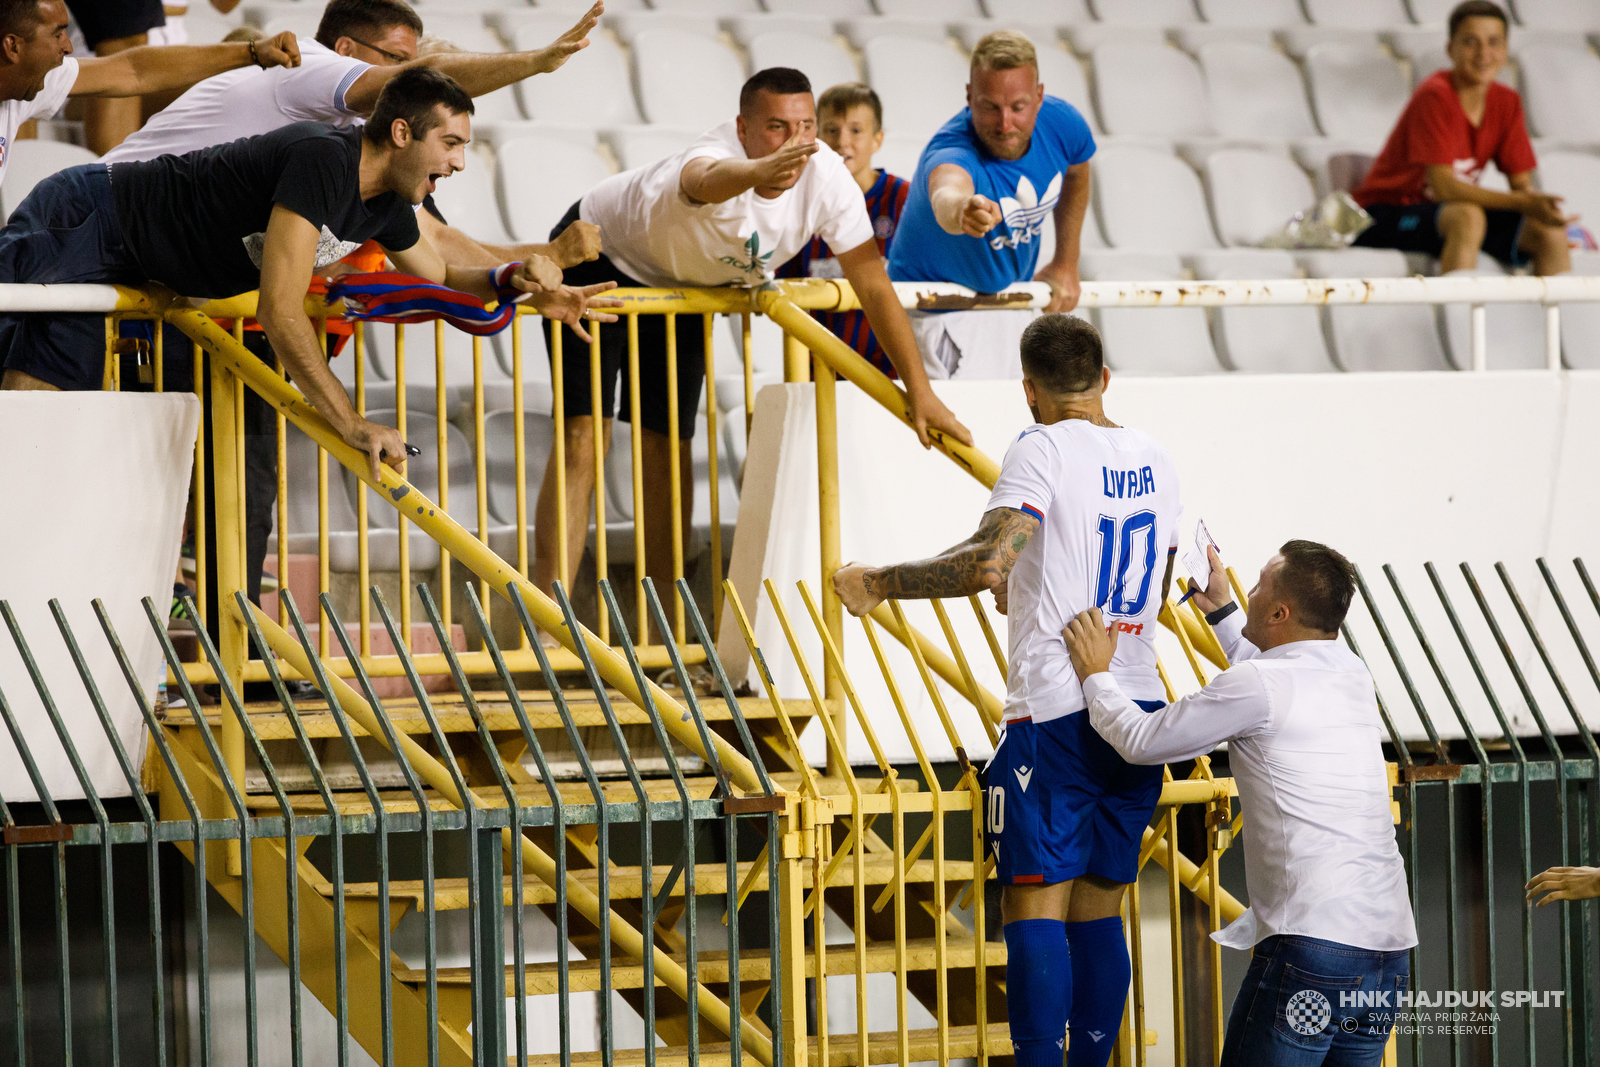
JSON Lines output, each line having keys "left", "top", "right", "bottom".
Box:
{"left": 836, "top": 241, "right": 973, "bottom": 449}
{"left": 832, "top": 506, "right": 1038, "bottom": 616}
{"left": 71, "top": 32, "right": 300, "bottom": 96}
{"left": 679, "top": 131, "right": 818, "bottom": 204}
{"left": 343, "top": 3, "right": 602, "bottom": 114}
{"left": 418, "top": 209, "right": 601, "bottom": 271}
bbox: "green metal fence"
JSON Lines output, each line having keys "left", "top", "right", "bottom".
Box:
{"left": 0, "top": 577, "right": 781, "bottom": 1067}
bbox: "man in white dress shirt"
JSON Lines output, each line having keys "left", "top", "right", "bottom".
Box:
{"left": 1064, "top": 540, "right": 1417, "bottom": 1067}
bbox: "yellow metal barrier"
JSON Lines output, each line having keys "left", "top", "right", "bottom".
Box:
{"left": 73, "top": 281, "right": 1356, "bottom": 1067}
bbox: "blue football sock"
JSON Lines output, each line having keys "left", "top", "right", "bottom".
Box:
{"left": 1005, "top": 919, "right": 1070, "bottom": 1067}
{"left": 1064, "top": 916, "right": 1132, "bottom": 1067}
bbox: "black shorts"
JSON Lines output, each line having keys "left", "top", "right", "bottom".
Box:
{"left": 67, "top": 0, "right": 166, "bottom": 49}
{"left": 1354, "top": 201, "right": 1529, "bottom": 268}
{"left": 544, "top": 200, "right": 705, "bottom": 440}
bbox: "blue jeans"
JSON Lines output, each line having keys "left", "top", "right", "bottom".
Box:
{"left": 0, "top": 163, "right": 147, "bottom": 389}
{"left": 1220, "top": 935, "right": 1410, "bottom": 1067}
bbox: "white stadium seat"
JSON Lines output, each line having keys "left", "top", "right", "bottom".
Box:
{"left": 875, "top": 0, "right": 982, "bottom": 16}
{"left": 842, "top": 18, "right": 956, "bottom": 48}
{"left": 649, "top": 0, "right": 760, "bottom": 13}
{"left": 1205, "top": 149, "right": 1318, "bottom": 247}
{"left": 1170, "top": 26, "right": 1278, "bottom": 51}
{"left": 605, "top": 12, "right": 721, "bottom": 45}
{"left": 1304, "top": 42, "right": 1409, "bottom": 147}
{"left": 1089, "top": 0, "right": 1199, "bottom": 25}
{"left": 1513, "top": 0, "right": 1600, "bottom": 31}
{"left": 985, "top": 0, "right": 1093, "bottom": 20}
{"left": 483, "top": 410, "right": 557, "bottom": 533}
{"left": 0, "top": 140, "right": 98, "bottom": 224}
{"left": 952, "top": 20, "right": 1059, "bottom": 53}
{"left": 1035, "top": 48, "right": 1102, "bottom": 136}
{"left": 1092, "top": 43, "right": 1213, "bottom": 139}
{"left": 1187, "top": 249, "right": 1339, "bottom": 373}
{"left": 1296, "top": 249, "right": 1451, "bottom": 371}
{"left": 1078, "top": 251, "right": 1225, "bottom": 375}
{"left": 338, "top": 411, "right": 478, "bottom": 571}
{"left": 633, "top": 30, "right": 747, "bottom": 127}
{"left": 496, "top": 137, "right": 612, "bottom": 243}
{"left": 1199, "top": 43, "right": 1320, "bottom": 141}
{"left": 1518, "top": 46, "right": 1600, "bottom": 143}
{"left": 1276, "top": 27, "right": 1385, "bottom": 58}
{"left": 602, "top": 125, "right": 704, "bottom": 171}
{"left": 725, "top": 15, "right": 835, "bottom": 47}
{"left": 1561, "top": 251, "right": 1600, "bottom": 369}
{"left": 1536, "top": 152, "right": 1600, "bottom": 233}
{"left": 1093, "top": 144, "right": 1221, "bottom": 251}
{"left": 1439, "top": 258, "right": 1549, "bottom": 371}
{"left": 1195, "top": 0, "right": 1307, "bottom": 26}
{"left": 873, "top": 135, "right": 926, "bottom": 181}
{"left": 747, "top": 33, "right": 860, "bottom": 98}
{"left": 864, "top": 37, "right": 971, "bottom": 142}
{"left": 1302, "top": 0, "right": 1411, "bottom": 26}
{"left": 762, "top": 0, "right": 873, "bottom": 14}
{"left": 513, "top": 26, "right": 640, "bottom": 126}
{"left": 430, "top": 147, "right": 513, "bottom": 246}
{"left": 1293, "top": 139, "right": 1380, "bottom": 197}
{"left": 1404, "top": 0, "right": 1457, "bottom": 22}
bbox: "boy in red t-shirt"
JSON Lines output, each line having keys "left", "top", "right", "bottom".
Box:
{"left": 1352, "top": 0, "right": 1573, "bottom": 275}
{"left": 776, "top": 83, "right": 911, "bottom": 378}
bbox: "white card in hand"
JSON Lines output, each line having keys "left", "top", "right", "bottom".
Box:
{"left": 1178, "top": 512, "right": 1218, "bottom": 590}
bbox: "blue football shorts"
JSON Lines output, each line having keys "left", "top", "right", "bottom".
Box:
{"left": 983, "top": 703, "right": 1166, "bottom": 887}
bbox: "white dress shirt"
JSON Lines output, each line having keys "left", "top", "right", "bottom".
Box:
{"left": 1081, "top": 610, "right": 1417, "bottom": 953}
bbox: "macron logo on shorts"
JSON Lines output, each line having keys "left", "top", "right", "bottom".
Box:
{"left": 1014, "top": 766, "right": 1033, "bottom": 792}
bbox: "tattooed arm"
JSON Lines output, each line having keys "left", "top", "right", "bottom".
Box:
{"left": 832, "top": 507, "right": 1040, "bottom": 617}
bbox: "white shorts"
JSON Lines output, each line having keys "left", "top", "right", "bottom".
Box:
{"left": 908, "top": 307, "right": 1038, "bottom": 381}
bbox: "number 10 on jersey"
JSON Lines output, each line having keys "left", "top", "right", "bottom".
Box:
{"left": 1094, "top": 510, "right": 1158, "bottom": 617}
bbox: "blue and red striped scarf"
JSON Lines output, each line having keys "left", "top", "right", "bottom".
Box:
{"left": 324, "top": 267, "right": 525, "bottom": 336}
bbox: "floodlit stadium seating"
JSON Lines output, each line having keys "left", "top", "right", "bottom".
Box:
{"left": 1093, "top": 145, "right": 1221, "bottom": 251}
{"left": 633, "top": 30, "right": 747, "bottom": 127}
{"left": 1092, "top": 43, "right": 1213, "bottom": 139}
{"left": 761, "top": 0, "right": 873, "bottom": 14}
{"left": 875, "top": 0, "right": 982, "bottom": 17}
{"left": 1089, "top": 0, "right": 1198, "bottom": 26}
{"left": 1518, "top": 45, "right": 1600, "bottom": 143}
{"left": 1439, "top": 258, "right": 1550, "bottom": 371}
{"left": 1195, "top": 0, "right": 1307, "bottom": 27}
{"left": 746, "top": 33, "right": 860, "bottom": 99}
{"left": 1297, "top": 249, "right": 1452, "bottom": 372}
{"left": 512, "top": 24, "right": 640, "bottom": 126}
{"left": 1204, "top": 149, "right": 1318, "bottom": 247}
{"left": 496, "top": 136, "right": 612, "bottom": 244}
{"left": 1303, "top": 42, "right": 1410, "bottom": 146}
{"left": 725, "top": 14, "right": 834, "bottom": 47}
{"left": 863, "top": 37, "right": 971, "bottom": 142}
{"left": 1188, "top": 248, "right": 1339, "bottom": 373}
{"left": 1078, "top": 251, "right": 1224, "bottom": 375}
{"left": 602, "top": 125, "right": 704, "bottom": 171}
{"left": 1302, "top": 0, "right": 1412, "bottom": 27}
{"left": 985, "top": 0, "right": 1092, "bottom": 21}
{"left": 1514, "top": 0, "right": 1600, "bottom": 31}
{"left": 1198, "top": 43, "right": 1321, "bottom": 141}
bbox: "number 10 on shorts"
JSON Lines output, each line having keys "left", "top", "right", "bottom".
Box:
{"left": 987, "top": 785, "right": 1005, "bottom": 835}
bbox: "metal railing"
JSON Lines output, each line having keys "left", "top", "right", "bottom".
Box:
{"left": 2, "top": 275, "right": 1599, "bottom": 1066}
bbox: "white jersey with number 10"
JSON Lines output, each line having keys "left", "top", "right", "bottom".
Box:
{"left": 986, "top": 420, "right": 1182, "bottom": 726}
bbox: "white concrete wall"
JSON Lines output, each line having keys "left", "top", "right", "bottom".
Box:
{"left": 721, "top": 373, "right": 1600, "bottom": 764}
{"left": 0, "top": 393, "right": 198, "bottom": 802}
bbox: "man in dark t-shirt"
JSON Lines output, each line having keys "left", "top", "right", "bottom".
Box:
{"left": 0, "top": 67, "right": 615, "bottom": 481}
{"left": 1352, "top": 0, "right": 1572, "bottom": 275}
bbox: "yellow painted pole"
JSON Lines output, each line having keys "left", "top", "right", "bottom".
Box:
{"left": 275, "top": 357, "right": 289, "bottom": 629}
{"left": 472, "top": 336, "right": 490, "bottom": 642}
{"left": 814, "top": 350, "right": 847, "bottom": 775}
{"left": 552, "top": 324, "right": 568, "bottom": 590}
{"left": 165, "top": 308, "right": 764, "bottom": 791}
{"left": 314, "top": 318, "right": 329, "bottom": 659}
{"left": 628, "top": 314, "right": 646, "bottom": 643}
{"left": 395, "top": 324, "right": 410, "bottom": 644}
{"left": 667, "top": 314, "right": 685, "bottom": 642}
{"left": 590, "top": 325, "right": 608, "bottom": 644}
{"left": 434, "top": 321, "right": 451, "bottom": 642}
{"left": 868, "top": 602, "right": 1004, "bottom": 731}
{"left": 758, "top": 293, "right": 1000, "bottom": 488}
{"left": 354, "top": 323, "right": 370, "bottom": 657}
{"left": 242, "top": 604, "right": 773, "bottom": 1065}
{"left": 705, "top": 312, "right": 723, "bottom": 637}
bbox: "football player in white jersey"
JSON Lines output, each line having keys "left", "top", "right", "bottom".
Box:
{"left": 834, "top": 313, "right": 1182, "bottom": 1067}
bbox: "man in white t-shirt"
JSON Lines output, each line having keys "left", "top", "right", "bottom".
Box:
{"left": 834, "top": 314, "right": 1182, "bottom": 1067}
{"left": 536, "top": 66, "right": 972, "bottom": 628}
{"left": 0, "top": 0, "right": 299, "bottom": 188}
{"left": 103, "top": 0, "right": 604, "bottom": 270}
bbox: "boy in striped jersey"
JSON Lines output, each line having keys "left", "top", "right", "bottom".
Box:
{"left": 776, "top": 82, "right": 909, "bottom": 378}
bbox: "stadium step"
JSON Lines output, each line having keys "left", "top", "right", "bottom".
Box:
{"left": 505, "top": 1024, "right": 1021, "bottom": 1066}
{"left": 158, "top": 689, "right": 810, "bottom": 738}
{"left": 323, "top": 855, "right": 979, "bottom": 911}
{"left": 396, "top": 936, "right": 1009, "bottom": 995}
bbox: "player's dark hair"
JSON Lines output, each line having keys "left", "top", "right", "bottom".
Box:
{"left": 1019, "top": 314, "right": 1104, "bottom": 394}
{"left": 1448, "top": 1, "right": 1508, "bottom": 39}
{"left": 365, "top": 67, "right": 473, "bottom": 146}
{"left": 316, "top": 0, "right": 425, "bottom": 52}
{"left": 818, "top": 83, "right": 883, "bottom": 132}
{"left": 1275, "top": 540, "right": 1356, "bottom": 634}
{"left": 0, "top": 0, "right": 48, "bottom": 40}
{"left": 740, "top": 67, "right": 813, "bottom": 115}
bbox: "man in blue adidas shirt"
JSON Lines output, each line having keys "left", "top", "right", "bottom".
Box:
{"left": 889, "top": 31, "right": 1094, "bottom": 380}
